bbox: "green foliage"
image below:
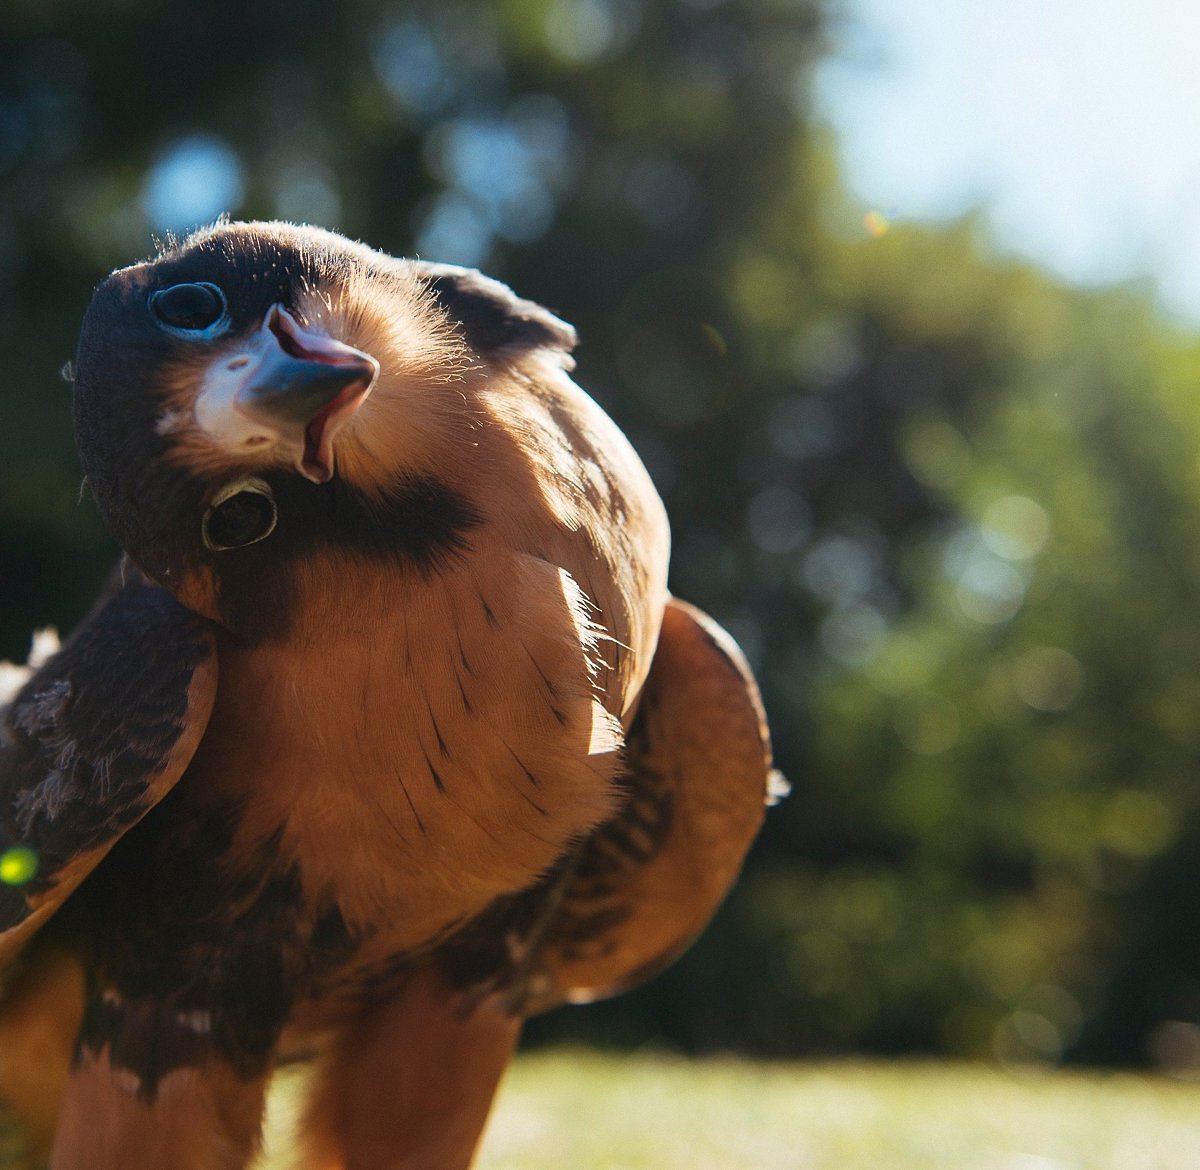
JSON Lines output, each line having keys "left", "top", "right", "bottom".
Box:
{"left": 736, "top": 219, "right": 1200, "bottom": 1062}
{"left": 4, "top": 0, "right": 1200, "bottom": 1068}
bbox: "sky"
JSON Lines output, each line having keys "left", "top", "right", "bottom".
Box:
{"left": 815, "top": 0, "right": 1200, "bottom": 323}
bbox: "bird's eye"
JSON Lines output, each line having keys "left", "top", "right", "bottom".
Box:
{"left": 150, "top": 282, "right": 227, "bottom": 333}
{"left": 202, "top": 478, "right": 277, "bottom": 552}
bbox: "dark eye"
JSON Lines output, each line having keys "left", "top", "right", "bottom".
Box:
{"left": 202, "top": 479, "right": 277, "bottom": 551}
{"left": 150, "top": 282, "right": 227, "bottom": 332}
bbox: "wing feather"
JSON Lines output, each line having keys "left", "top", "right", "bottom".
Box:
{"left": 0, "top": 576, "right": 217, "bottom": 963}
{"left": 437, "top": 597, "right": 777, "bottom": 1012}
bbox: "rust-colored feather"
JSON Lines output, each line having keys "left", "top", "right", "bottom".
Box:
{"left": 299, "top": 967, "right": 520, "bottom": 1170}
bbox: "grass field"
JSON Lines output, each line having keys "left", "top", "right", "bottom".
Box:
{"left": 257, "top": 1049, "right": 1200, "bottom": 1170}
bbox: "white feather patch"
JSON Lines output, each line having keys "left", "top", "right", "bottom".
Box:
{"left": 0, "top": 627, "right": 61, "bottom": 709}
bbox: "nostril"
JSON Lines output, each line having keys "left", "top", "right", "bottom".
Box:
{"left": 268, "top": 305, "right": 310, "bottom": 360}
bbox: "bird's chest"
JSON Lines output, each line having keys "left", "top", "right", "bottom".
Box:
{"left": 184, "top": 556, "right": 621, "bottom": 951}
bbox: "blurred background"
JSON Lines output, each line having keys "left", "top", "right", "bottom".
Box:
{"left": 3, "top": 0, "right": 1200, "bottom": 1073}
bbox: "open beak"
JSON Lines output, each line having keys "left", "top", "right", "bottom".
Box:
{"left": 195, "top": 305, "right": 379, "bottom": 483}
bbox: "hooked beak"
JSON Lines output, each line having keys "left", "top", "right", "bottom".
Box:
{"left": 194, "top": 305, "right": 379, "bottom": 483}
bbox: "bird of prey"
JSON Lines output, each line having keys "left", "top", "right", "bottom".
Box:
{"left": 0, "top": 222, "right": 777, "bottom": 1170}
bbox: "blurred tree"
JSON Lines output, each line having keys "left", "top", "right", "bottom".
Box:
{"left": 4, "top": 0, "right": 1200, "bottom": 1070}
{"left": 736, "top": 215, "right": 1200, "bottom": 1067}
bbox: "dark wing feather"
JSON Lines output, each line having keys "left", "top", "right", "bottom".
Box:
{"left": 0, "top": 575, "right": 217, "bottom": 963}
{"left": 414, "top": 262, "right": 577, "bottom": 359}
{"left": 438, "top": 598, "right": 776, "bottom": 1013}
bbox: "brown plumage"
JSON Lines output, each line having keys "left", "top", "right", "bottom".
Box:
{"left": 0, "top": 222, "right": 778, "bottom": 1169}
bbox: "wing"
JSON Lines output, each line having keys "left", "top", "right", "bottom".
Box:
{"left": 438, "top": 597, "right": 779, "bottom": 1012}
{"left": 0, "top": 573, "right": 217, "bottom": 964}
